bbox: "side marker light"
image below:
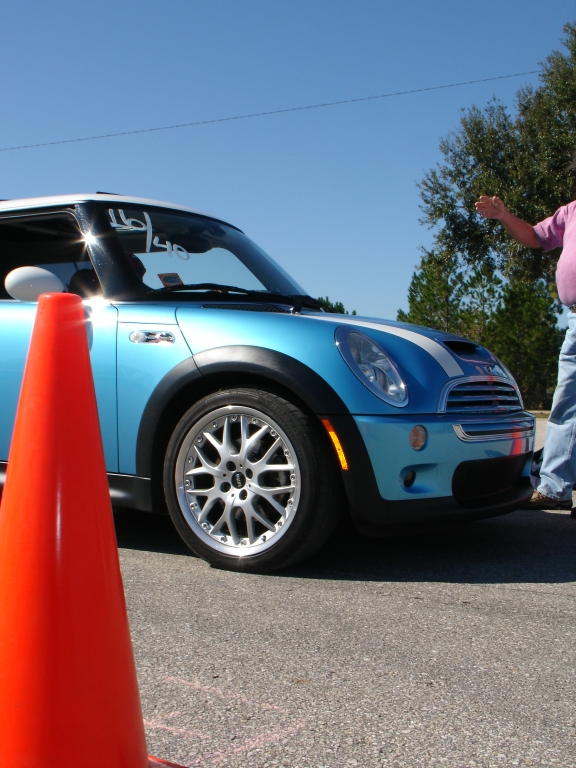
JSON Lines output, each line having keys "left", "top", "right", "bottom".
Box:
{"left": 321, "top": 419, "right": 349, "bottom": 471}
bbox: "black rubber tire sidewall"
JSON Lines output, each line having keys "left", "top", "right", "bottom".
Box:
{"left": 162, "top": 388, "right": 339, "bottom": 572}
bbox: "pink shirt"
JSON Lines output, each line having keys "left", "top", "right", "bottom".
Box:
{"left": 533, "top": 200, "right": 576, "bottom": 306}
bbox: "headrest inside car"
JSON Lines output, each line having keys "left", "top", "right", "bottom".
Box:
{"left": 4, "top": 266, "right": 65, "bottom": 301}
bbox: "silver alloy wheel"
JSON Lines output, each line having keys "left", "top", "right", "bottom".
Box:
{"left": 174, "top": 405, "right": 302, "bottom": 557}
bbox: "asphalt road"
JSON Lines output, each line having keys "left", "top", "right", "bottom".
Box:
{"left": 116, "top": 419, "right": 576, "bottom": 768}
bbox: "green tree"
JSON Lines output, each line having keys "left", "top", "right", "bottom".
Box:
{"left": 458, "top": 263, "right": 502, "bottom": 344}
{"left": 484, "top": 280, "right": 563, "bottom": 409}
{"left": 418, "top": 22, "right": 576, "bottom": 288}
{"left": 318, "top": 296, "right": 356, "bottom": 314}
{"left": 398, "top": 249, "right": 502, "bottom": 343}
{"left": 397, "top": 249, "right": 468, "bottom": 332}
{"left": 399, "top": 21, "right": 576, "bottom": 407}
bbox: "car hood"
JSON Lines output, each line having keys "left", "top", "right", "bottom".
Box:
{"left": 303, "top": 312, "right": 467, "bottom": 377}
{"left": 165, "top": 305, "right": 515, "bottom": 415}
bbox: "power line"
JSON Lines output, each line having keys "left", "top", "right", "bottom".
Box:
{"left": 1, "top": 70, "right": 538, "bottom": 153}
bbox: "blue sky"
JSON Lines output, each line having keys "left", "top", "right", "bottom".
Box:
{"left": 2, "top": 0, "right": 574, "bottom": 318}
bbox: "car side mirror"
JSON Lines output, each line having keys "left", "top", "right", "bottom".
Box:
{"left": 4, "top": 266, "right": 65, "bottom": 301}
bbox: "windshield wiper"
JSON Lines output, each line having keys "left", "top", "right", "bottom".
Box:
{"left": 149, "top": 282, "right": 321, "bottom": 310}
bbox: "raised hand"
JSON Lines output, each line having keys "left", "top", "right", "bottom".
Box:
{"left": 475, "top": 195, "right": 508, "bottom": 220}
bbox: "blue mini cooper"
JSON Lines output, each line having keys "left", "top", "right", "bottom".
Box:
{"left": 0, "top": 194, "right": 535, "bottom": 572}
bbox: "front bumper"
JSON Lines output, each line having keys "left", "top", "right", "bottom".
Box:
{"left": 328, "top": 411, "right": 535, "bottom": 529}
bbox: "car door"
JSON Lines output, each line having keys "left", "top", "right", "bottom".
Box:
{"left": 0, "top": 211, "right": 120, "bottom": 471}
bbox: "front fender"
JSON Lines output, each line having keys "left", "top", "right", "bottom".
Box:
{"left": 135, "top": 345, "right": 350, "bottom": 477}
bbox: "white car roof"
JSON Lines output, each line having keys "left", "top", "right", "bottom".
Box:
{"left": 0, "top": 193, "right": 230, "bottom": 224}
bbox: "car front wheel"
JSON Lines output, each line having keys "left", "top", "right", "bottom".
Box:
{"left": 163, "top": 388, "right": 340, "bottom": 572}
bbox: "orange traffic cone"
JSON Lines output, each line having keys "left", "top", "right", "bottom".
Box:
{"left": 0, "top": 293, "right": 184, "bottom": 768}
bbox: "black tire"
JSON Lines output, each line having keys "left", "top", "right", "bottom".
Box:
{"left": 162, "top": 388, "right": 341, "bottom": 572}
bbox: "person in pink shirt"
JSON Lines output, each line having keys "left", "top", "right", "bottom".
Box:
{"left": 475, "top": 193, "right": 576, "bottom": 512}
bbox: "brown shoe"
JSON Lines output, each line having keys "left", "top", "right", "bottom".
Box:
{"left": 527, "top": 490, "right": 572, "bottom": 511}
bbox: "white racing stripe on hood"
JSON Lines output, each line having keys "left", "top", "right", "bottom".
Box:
{"left": 312, "top": 315, "right": 463, "bottom": 377}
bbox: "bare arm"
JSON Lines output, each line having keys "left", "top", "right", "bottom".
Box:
{"left": 475, "top": 195, "right": 541, "bottom": 249}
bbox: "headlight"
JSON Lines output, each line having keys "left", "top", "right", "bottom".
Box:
{"left": 336, "top": 328, "right": 408, "bottom": 406}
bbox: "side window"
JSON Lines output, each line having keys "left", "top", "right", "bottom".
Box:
{"left": 0, "top": 213, "right": 97, "bottom": 299}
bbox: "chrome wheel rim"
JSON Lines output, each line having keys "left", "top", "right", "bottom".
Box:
{"left": 175, "top": 405, "right": 301, "bottom": 557}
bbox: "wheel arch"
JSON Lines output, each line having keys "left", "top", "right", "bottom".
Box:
{"left": 136, "top": 345, "right": 351, "bottom": 497}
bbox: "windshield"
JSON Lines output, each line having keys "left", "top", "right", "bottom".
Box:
{"left": 104, "top": 205, "right": 307, "bottom": 298}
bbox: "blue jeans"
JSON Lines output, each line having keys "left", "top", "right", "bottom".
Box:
{"left": 538, "top": 312, "right": 576, "bottom": 500}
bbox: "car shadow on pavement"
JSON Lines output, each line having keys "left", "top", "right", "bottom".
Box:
{"left": 287, "top": 508, "right": 576, "bottom": 585}
{"left": 113, "top": 507, "right": 576, "bottom": 585}
{"left": 114, "top": 509, "right": 190, "bottom": 556}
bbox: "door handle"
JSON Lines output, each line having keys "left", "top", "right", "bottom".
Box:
{"left": 129, "top": 330, "right": 176, "bottom": 344}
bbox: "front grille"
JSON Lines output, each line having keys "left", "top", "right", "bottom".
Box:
{"left": 440, "top": 377, "right": 522, "bottom": 414}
